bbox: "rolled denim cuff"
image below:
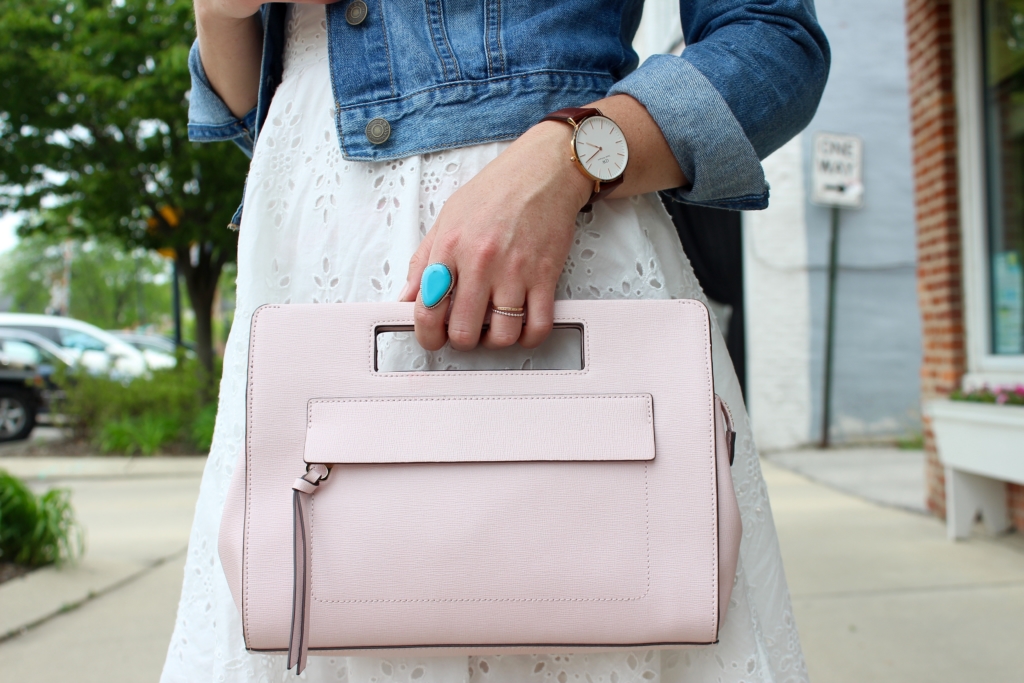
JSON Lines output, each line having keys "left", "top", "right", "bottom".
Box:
{"left": 187, "top": 40, "right": 257, "bottom": 157}
{"left": 608, "top": 54, "right": 769, "bottom": 211}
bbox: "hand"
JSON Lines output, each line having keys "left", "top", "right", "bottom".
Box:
{"left": 399, "top": 122, "right": 592, "bottom": 352}
{"left": 397, "top": 95, "right": 689, "bottom": 353}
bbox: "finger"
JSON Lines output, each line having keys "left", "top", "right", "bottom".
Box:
{"left": 400, "top": 228, "right": 438, "bottom": 302}
{"left": 519, "top": 285, "right": 555, "bottom": 349}
{"left": 481, "top": 287, "right": 526, "bottom": 350}
{"left": 445, "top": 262, "right": 492, "bottom": 352}
{"left": 413, "top": 257, "right": 455, "bottom": 352}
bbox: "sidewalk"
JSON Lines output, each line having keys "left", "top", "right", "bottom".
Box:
{"left": 764, "top": 458, "right": 1024, "bottom": 682}
{"left": 0, "top": 455, "right": 203, "bottom": 682}
{"left": 0, "top": 454, "right": 1022, "bottom": 682}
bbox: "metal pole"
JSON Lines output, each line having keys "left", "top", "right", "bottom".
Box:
{"left": 172, "top": 258, "right": 183, "bottom": 348}
{"left": 821, "top": 205, "right": 841, "bottom": 448}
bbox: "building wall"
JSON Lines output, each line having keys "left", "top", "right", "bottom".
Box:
{"left": 744, "top": 138, "right": 815, "bottom": 451}
{"left": 905, "top": 0, "right": 964, "bottom": 517}
{"left": 744, "top": 0, "right": 923, "bottom": 449}
{"left": 906, "top": 0, "right": 1024, "bottom": 528}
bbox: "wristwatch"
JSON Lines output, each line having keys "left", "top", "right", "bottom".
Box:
{"left": 541, "top": 107, "right": 628, "bottom": 212}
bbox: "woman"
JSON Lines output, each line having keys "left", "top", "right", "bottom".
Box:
{"left": 163, "top": 1, "right": 829, "bottom": 681}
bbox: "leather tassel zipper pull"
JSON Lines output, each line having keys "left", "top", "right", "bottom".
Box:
{"left": 288, "top": 464, "right": 331, "bottom": 675}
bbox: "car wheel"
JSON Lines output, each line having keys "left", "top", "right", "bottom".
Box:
{"left": 0, "top": 389, "right": 36, "bottom": 442}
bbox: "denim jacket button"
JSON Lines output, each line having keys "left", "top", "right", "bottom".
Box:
{"left": 345, "top": 0, "right": 368, "bottom": 25}
{"left": 365, "top": 118, "right": 391, "bottom": 145}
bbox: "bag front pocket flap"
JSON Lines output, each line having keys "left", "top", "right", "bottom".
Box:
{"left": 304, "top": 394, "right": 655, "bottom": 464}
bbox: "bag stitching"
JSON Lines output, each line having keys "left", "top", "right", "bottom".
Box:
{"left": 308, "top": 463, "right": 651, "bottom": 604}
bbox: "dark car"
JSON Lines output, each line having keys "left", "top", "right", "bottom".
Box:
{"left": 0, "top": 329, "right": 72, "bottom": 442}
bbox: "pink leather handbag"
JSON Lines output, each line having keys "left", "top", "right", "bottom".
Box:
{"left": 218, "top": 299, "right": 742, "bottom": 673}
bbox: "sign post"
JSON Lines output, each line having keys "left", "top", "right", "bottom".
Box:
{"left": 811, "top": 132, "right": 864, "bottom": 447}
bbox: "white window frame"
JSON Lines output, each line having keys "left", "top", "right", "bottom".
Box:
{"left": 953, "top": 0, "right": 1024, "bottom": 387}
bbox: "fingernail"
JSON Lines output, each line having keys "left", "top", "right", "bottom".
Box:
{"left": 398, "top": 281, "right": 411, "bottom": 301}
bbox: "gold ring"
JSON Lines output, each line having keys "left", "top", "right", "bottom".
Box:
{"left": 491, "top": 307, "right": 525, "bottom": 318}
{"left": 491, "top": 305, "right": 525, "bottom": 313}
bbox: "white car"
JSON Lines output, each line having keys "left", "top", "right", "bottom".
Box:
{"left": 0, "top": 313, "right": 154, "bottom": 378}
{"left": 107, "top": 331, "right": 181, "bottom": 370}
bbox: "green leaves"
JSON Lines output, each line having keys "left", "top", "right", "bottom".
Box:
{"left": 0, "top": 469, "right": 83, "bottom": 567}
{"left": 1, "top": 0, "right": 248, "bottom": 369}
{"left": 0, "top": 0, "right": 246, "bottom": 253}
{"left": 57, "top": 356, "right": 219, "bottom": 454}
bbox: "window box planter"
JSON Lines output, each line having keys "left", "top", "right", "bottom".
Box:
{"left": 926, "top": 399, "right": 1024, "bottom": 540}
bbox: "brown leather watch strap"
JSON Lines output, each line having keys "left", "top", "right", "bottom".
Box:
{"left": 541, "top": 107, "right": 603, "bottom": 126}
{"left": 540, "top": 107, "right": 624, "bottom": 212}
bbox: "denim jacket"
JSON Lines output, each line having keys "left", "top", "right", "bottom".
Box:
{"left": 187, "top": 0, "right": 828, "bottom": 221}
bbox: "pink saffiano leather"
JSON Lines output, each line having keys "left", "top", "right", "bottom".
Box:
{"left": 218, "top": 300, "right": 742, "bottom": 673}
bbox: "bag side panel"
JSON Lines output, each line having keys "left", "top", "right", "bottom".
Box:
{"left": 715, "top": 395, "right": 742, "bottom": 630}
{"left": 219, "top": 451, "right": 246, "bottom": 619}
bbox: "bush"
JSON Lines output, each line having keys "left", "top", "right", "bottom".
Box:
{"left": 57, "top": 358, "right": 219, "bottom": 455}
{"left": 97, "top": 414, "right": 183, "bottom": 456}
{"left": 0, "top": 470, "right": 83, "bottom": 567}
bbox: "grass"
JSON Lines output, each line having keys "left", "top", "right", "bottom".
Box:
{"left": 0, "top": 470, "right": 83, "bottom": 567}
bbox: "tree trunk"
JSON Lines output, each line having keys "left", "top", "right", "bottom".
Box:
{"left": 175, "top": 242, "right": 226, "bottom": 376}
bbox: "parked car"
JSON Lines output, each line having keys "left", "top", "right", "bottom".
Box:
{"left": 0, "top": 313, "right": 152, "bottom": 378}
{"left": 0, "top": 328, "right": 73, "bottom": 441}
{"left": 107, "top": 331, "right": 186, "bottom": 368}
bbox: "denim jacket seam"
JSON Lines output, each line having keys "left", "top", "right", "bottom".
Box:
{"left": 376, "top": 1, "right": 398, "bottom": 96}
{"left": 426, "top": 0, "right": 452, "bottom": 81}
{"left": 483, "top": 0, "right": 494, "bottom": 79}
{"left": 430, "top": 0, "right": 462, "bottom": 81}
{"left": 332, "top": 69, "right": 612, "bottom": 112}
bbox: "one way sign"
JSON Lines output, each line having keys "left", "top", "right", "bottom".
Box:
{"left": 811, "top": 132, "right": 864, "bottom": 208}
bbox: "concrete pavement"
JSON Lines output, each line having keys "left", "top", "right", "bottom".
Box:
{"left": 0, "top": 456, "right": 203, "bottom": 658}
{"left": 765, "top": 447, "right": 927, "bottom": 513}
{"left": 0, "top": 453, "right": 1022, "bottom": 682}
{"left": 764, "top": 461, "right": 1024, "bottom": 683}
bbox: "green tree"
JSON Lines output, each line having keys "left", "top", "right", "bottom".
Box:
{"left": 0, "top": 0, "right": 248, "bottom": 371}
{"left": 0, "top": 234, "right": 172, "bottom": 330}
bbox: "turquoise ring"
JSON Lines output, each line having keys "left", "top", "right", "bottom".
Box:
{"left": 420, "top": 262, "right": 455, "bottom": 309}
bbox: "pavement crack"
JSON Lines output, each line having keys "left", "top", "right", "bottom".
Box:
{"left": 792, "top": 578, "right": 1024, "bottom": 601}
{"left": 0, "top": 547, "right": 188, "bottom": 646}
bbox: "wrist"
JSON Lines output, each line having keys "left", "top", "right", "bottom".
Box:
{"left": 522, "top": 121, "right": 594, "bottom": 212}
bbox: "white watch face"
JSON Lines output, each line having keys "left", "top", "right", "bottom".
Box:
{"left": 573, "top": 115, "right": 628, "bottom": 181}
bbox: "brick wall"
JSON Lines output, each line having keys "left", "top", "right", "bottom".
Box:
{"left": 905, "top": 0, "right": 1024, "bottom": 531}
{"left": 905, "top": 0, "right": 964, "bottom": 519}
{"left": 1010, "top": 483, "right": 1024, "bottom": 531}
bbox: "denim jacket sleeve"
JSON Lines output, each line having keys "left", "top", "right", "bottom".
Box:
{"left": 187, "top": 39, "right": 258, "bottom": 158}
{"left": 609, "top": 0, "right": 830, "bottom": 210}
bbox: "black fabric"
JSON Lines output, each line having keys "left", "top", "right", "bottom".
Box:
{"left": 661, "top": 196, "right": 746, "bottom": 398}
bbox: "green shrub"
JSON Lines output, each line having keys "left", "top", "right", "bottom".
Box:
{"left": 57, "top": 358, "right": 219, "bottom": 455}
{"left": 0, "top": 470, "right": 83, "bottom": 567}
{"left": 97, "top": 414, "right": 183, "bottom": 456}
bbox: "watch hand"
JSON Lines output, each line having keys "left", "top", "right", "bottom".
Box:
{"left": 579, "top": 141, "right": 600, "bottom": 149}
{"left": 587, "top": 147, "right": 604, "bottom": 162}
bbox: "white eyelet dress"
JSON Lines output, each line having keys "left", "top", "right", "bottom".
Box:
{"left": 160, "top": 5, "right": 808, "bottom": 682}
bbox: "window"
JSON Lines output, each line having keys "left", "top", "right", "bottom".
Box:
{"left": 58, "top": 329, "right": 108, "bottom": 352}
{"left": 0, "top": 340, "right": 43, "bottom": 368}
{"left": 983, "top": 0, "right": 1024, "bottom": 354}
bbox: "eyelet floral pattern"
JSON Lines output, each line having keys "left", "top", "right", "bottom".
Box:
{"left": 160, "top": 6, "right": 807, "bottom": 682}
